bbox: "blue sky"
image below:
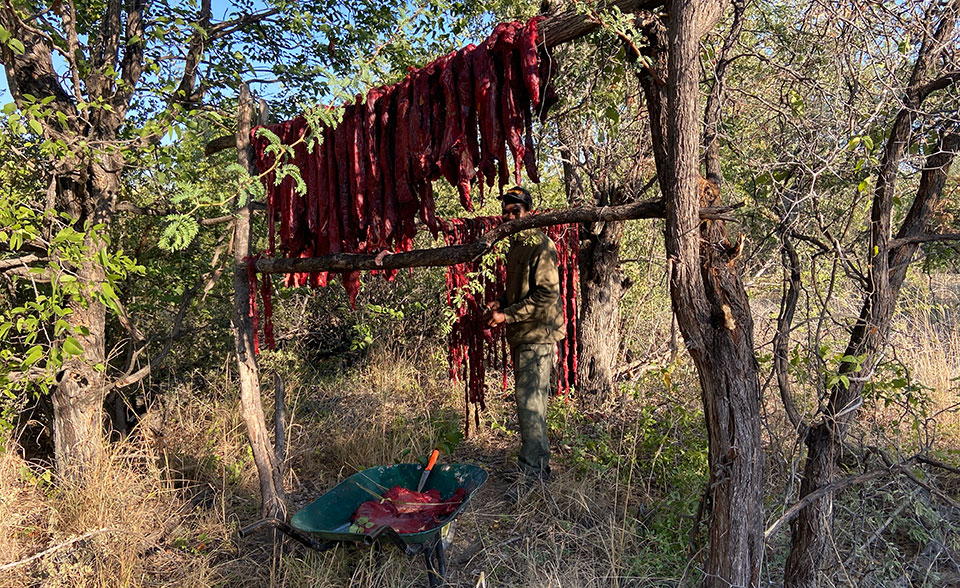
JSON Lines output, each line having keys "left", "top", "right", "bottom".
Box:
{"left": 0, "top": 0, "right": 270, "bottom": 105}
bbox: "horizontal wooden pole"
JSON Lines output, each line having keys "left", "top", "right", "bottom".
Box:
{"left": 254, "top": 199, "right": 741, "bottom": 274}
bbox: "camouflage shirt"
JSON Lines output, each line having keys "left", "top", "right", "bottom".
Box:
{"left": 500, "top": 230, "right": 566, "bottom": 347}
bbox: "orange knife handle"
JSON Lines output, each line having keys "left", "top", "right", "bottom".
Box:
{"left": 425, "top": 449, "right": 440, "bottom": 471}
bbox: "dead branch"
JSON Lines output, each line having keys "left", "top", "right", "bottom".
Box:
{"left": 255, "top": 200, "right": 744, "bottom": 274}
{"left": 0, "top": 528, "right": 116, "bottom": 572}
{"left": 764, "top": 468, "right": 890, "bottom": 541}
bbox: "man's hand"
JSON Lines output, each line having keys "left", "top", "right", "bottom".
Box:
{"left": 485, "top": 301, "right": 501, "bottom": 311}
{"left": 486, "top": 309, "right": 505, "bottom": 327}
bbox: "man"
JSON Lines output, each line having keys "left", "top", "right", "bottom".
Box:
{"left": 485, "top": 186, "right": 565, "bottom": 481}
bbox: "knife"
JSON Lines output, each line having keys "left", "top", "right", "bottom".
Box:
{"left": 416, "top": 449, "right": 440, "bottom": 492}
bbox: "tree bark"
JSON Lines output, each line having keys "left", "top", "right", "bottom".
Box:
{"left": 642, "top": 2, "right": 763, "bottom": 585}
{"left": 52, "top": 250, "right": 107, "bottom": 475}
{"left": 232, "top": 84, "right": 286, "bottom": 519}
{"left": 576, "top": 211, "right": 624, "bottom": 404}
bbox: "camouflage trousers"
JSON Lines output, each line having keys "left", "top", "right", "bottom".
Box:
{"left": 512, "top": 343, "right": 554, "bottom": 478}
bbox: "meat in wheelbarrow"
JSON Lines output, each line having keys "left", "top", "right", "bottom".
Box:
{"left": 351, "top": 486, "right": 467, "bottom": 534}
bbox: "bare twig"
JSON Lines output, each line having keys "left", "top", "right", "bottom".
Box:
{"left": 0, "top": 528, "right": 116, "bottom": 572}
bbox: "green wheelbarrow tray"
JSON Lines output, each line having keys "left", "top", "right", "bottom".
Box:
{"left": 291, "top": 462, "right": 488, "bottom": 545}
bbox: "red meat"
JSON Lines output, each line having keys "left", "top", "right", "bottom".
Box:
{"left": 437, "top": 53, "right": 460, "bottom": 186}
{"left": 377, "top": 89, "right": 398, "bottom": 247}
{"left": 493, "top": 22, "right": 525, "bottom": 185}
{"left": 394, "top": 78, "right": 415, "bottom": 205}
{"left": 519, "top": 17, "right": 543, "bottom": 108}
{"left": 454, "top": 45, "right": 479, "bottom": 210}
{"left": 351, "top": 486, "right": 466, "bottom": 535}
{"left": 365, "top": 87, "right": 385, "bottom": 248}
{"left": 335, "top": 110, "right": 358, "bottom": 251}
{"left": 324, "top": 125, "right": 342, "bottom": 255}
{"left": 427, "top": 60, "right": 446, "bottom": 181}
{"left": 409, "top": 63, "right": 434, "bottom": 182}
{"left": 313, "top": 125, "right": 330, "bottom": 258}
{"left": 473, "top": 32, "right": 502, "bottom": 191}
{"left": 348, "top": 96, "right": 367, "bottom": 241}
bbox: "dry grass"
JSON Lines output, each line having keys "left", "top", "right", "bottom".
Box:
{"left": 2, "top": 274, "right": 959, "bottom": 587}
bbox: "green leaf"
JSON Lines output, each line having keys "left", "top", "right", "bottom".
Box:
{"left": 28, "top": 118, "right": 43, "bottom": 135}
{"left": 63, "top": 336, "right": 83, "bottom": 357}
{"left": 8, "top": 38, "right": 24, "bottom": 55}
{"left": 23, "top": 345, "right": 43, "bottom": 367}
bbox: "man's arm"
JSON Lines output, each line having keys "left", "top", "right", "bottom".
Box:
{"left": 502, "top": 238, "right": 560, "bottom": 324}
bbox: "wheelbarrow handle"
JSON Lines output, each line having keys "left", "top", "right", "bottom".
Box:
{"left": 240, "top": 518, "right": 336, "bottom": 552}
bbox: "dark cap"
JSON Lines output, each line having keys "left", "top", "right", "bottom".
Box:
{"left": 502, "top": 186, "right": 533, "bottom": 211}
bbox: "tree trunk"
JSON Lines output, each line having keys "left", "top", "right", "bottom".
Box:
{"left": 233, "top": 84, "right": 286, "bottom": 519}
{"left": 577, "top": 219, "right": 624, "bottom": 403}
{"left": 642, "top": 2, "right": 763, "bottom": 585}
{"left": 53, "top": 247, "right": 107, "bottom": 475}
{"left": 51, "top": 156, "right": 120, "bottom": 475}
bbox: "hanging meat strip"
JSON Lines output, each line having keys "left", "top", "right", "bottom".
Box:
{"left": 325, "top": 125, "right": 342, "bottom": 256}
{"left": 348, "top": 97, "right": 368, "bottom": 243}
{"left": 437, "top": 52, "right": 461, "bottom": 188}
{"left": 409, "top": 63, "right": 434, "bottom": 182}
{"left": 473, "top": 32, "right": 502, "bottom": 192}
{"left": 377, "top": 89, "right": 398, "bottom": 248}
{"left": 394, "top": 78, "right": 415, "bottom": 207}
{"left": 454, "top": 44, "right": 479, "bottom": 210}
{"left": 364, "top": 87, "right": 385, "bottom": 249}
{"left": 252, "top": 126, "right": 278, "bottom": 255}
{"left": 335, "top": 109, "right": 358, "bottom": 252}
{"left": 519, "top": 17, "right": 543, "bottom": 108}
{"left": 411, "top": 62, "right": 440, "bottom": 236}
{"left": 493, "top": 22, "right": 525, "bottom": 186}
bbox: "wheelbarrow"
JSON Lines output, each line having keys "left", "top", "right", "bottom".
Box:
{"left": 240, "top": 462, "right": 488, "bottom": 587}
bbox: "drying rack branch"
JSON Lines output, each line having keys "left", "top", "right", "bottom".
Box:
{"left": 255, "top": 200, "right": 742, "bottom": 274}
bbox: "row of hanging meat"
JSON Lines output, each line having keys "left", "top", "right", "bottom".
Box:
{"left": 444, "top": 217, "right": 579, "bottom": 434}
{"left": 251, "top": 17, "right": 557, "bottom": 301}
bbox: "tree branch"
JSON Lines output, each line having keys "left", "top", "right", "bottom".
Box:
{"left": 172, "top": 0, "right": 212, "bottom": 106}
{"left": 255, "top": 200, "right": 742, "bottom": 274}
{"left": 888, "top": 232, "right": 960, "bottom": 248}
{"left": 539, "top": 0, "right": 665, "bottom": 48}
{"left": 116, "top": 0, "right": 147, "bottom": 114}
{"left": 204, "top": 134, "right": 236, "bottom": 156}
{"left": 916, "top": 70, "right": 960, "bottom": 102}
{"left": 765, "top": 468, "right": 891, "bottom": 541}
{"left": 702, "top": 0, "right": 746, "bottom": 183}
{"left": 207, "top": 8, "right": 281, "bottom": 41}
{"left": 0, "top": 253, "right": 46, "bottom": 270}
